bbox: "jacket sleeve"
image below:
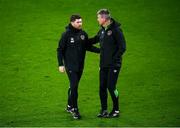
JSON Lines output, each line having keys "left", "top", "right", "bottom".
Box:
{"left": 57, "top": 32, "right": 67, "bottom": 66}
{"left": 88, "top": 35, "right": 99, "bottom": 45}
{"left": 85, "top": 33, "right": 100, "bottom": 53}
{"left": 113, "top": 28, "right": 126, "bottom": 58}
{"left": 88, "top": 30, "right": 100, "bottom": 45}
{"left": 86, "top": 44, "right": 100, "bottom": 53}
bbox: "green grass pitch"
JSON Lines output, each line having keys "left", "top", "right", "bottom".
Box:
{"left": 0, "top": 0, "right": 180, "bottom": 126}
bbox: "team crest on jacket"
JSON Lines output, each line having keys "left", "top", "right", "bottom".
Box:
{"left": 80, "top": 35, "right": 85, "bottom": 40}
{"left": 107, "top": 30, "right": 112, "bottom": 36}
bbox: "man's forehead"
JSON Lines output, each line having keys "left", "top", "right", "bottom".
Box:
{"left": 97, "top": 14, "right": 105, "bottom": 19}
{"left": 75, "top": 19, "right": 82, "bottom": 22}
{"left": 97, "top": 14, "right": 101, "bottom": 17}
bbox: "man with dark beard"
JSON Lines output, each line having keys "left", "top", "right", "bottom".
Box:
{"left": 57, "top": 14, "right": 100, "bottom": 119}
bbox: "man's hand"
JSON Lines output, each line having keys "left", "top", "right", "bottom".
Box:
{"left": 59, "top": 66, "right": 65, "bottom": 73}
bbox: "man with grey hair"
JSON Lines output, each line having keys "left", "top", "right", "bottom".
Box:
{"left": 89, "top": 9, "right": 126, "bottom": 118}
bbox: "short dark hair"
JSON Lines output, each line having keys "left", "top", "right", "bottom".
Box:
{"left": 97, "top": 9, "right": 111, "bottom": 19}
{"left": 70, "top": 14, "right": 82, "bottom": 22}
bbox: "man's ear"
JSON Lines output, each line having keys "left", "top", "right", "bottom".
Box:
{"left": 71, "top": 22, "right": 74, "bottom": 26}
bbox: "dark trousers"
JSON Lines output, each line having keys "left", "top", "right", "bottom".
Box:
{"left": 99, "top": 67, "right": 120, "bottom": 111}
{"left": 66, "top": 70, "right": 82, "bottom": 109}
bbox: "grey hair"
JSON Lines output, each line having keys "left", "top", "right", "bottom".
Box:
{"left": 97, "top": 9, "right": 111, "bottom": 20}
